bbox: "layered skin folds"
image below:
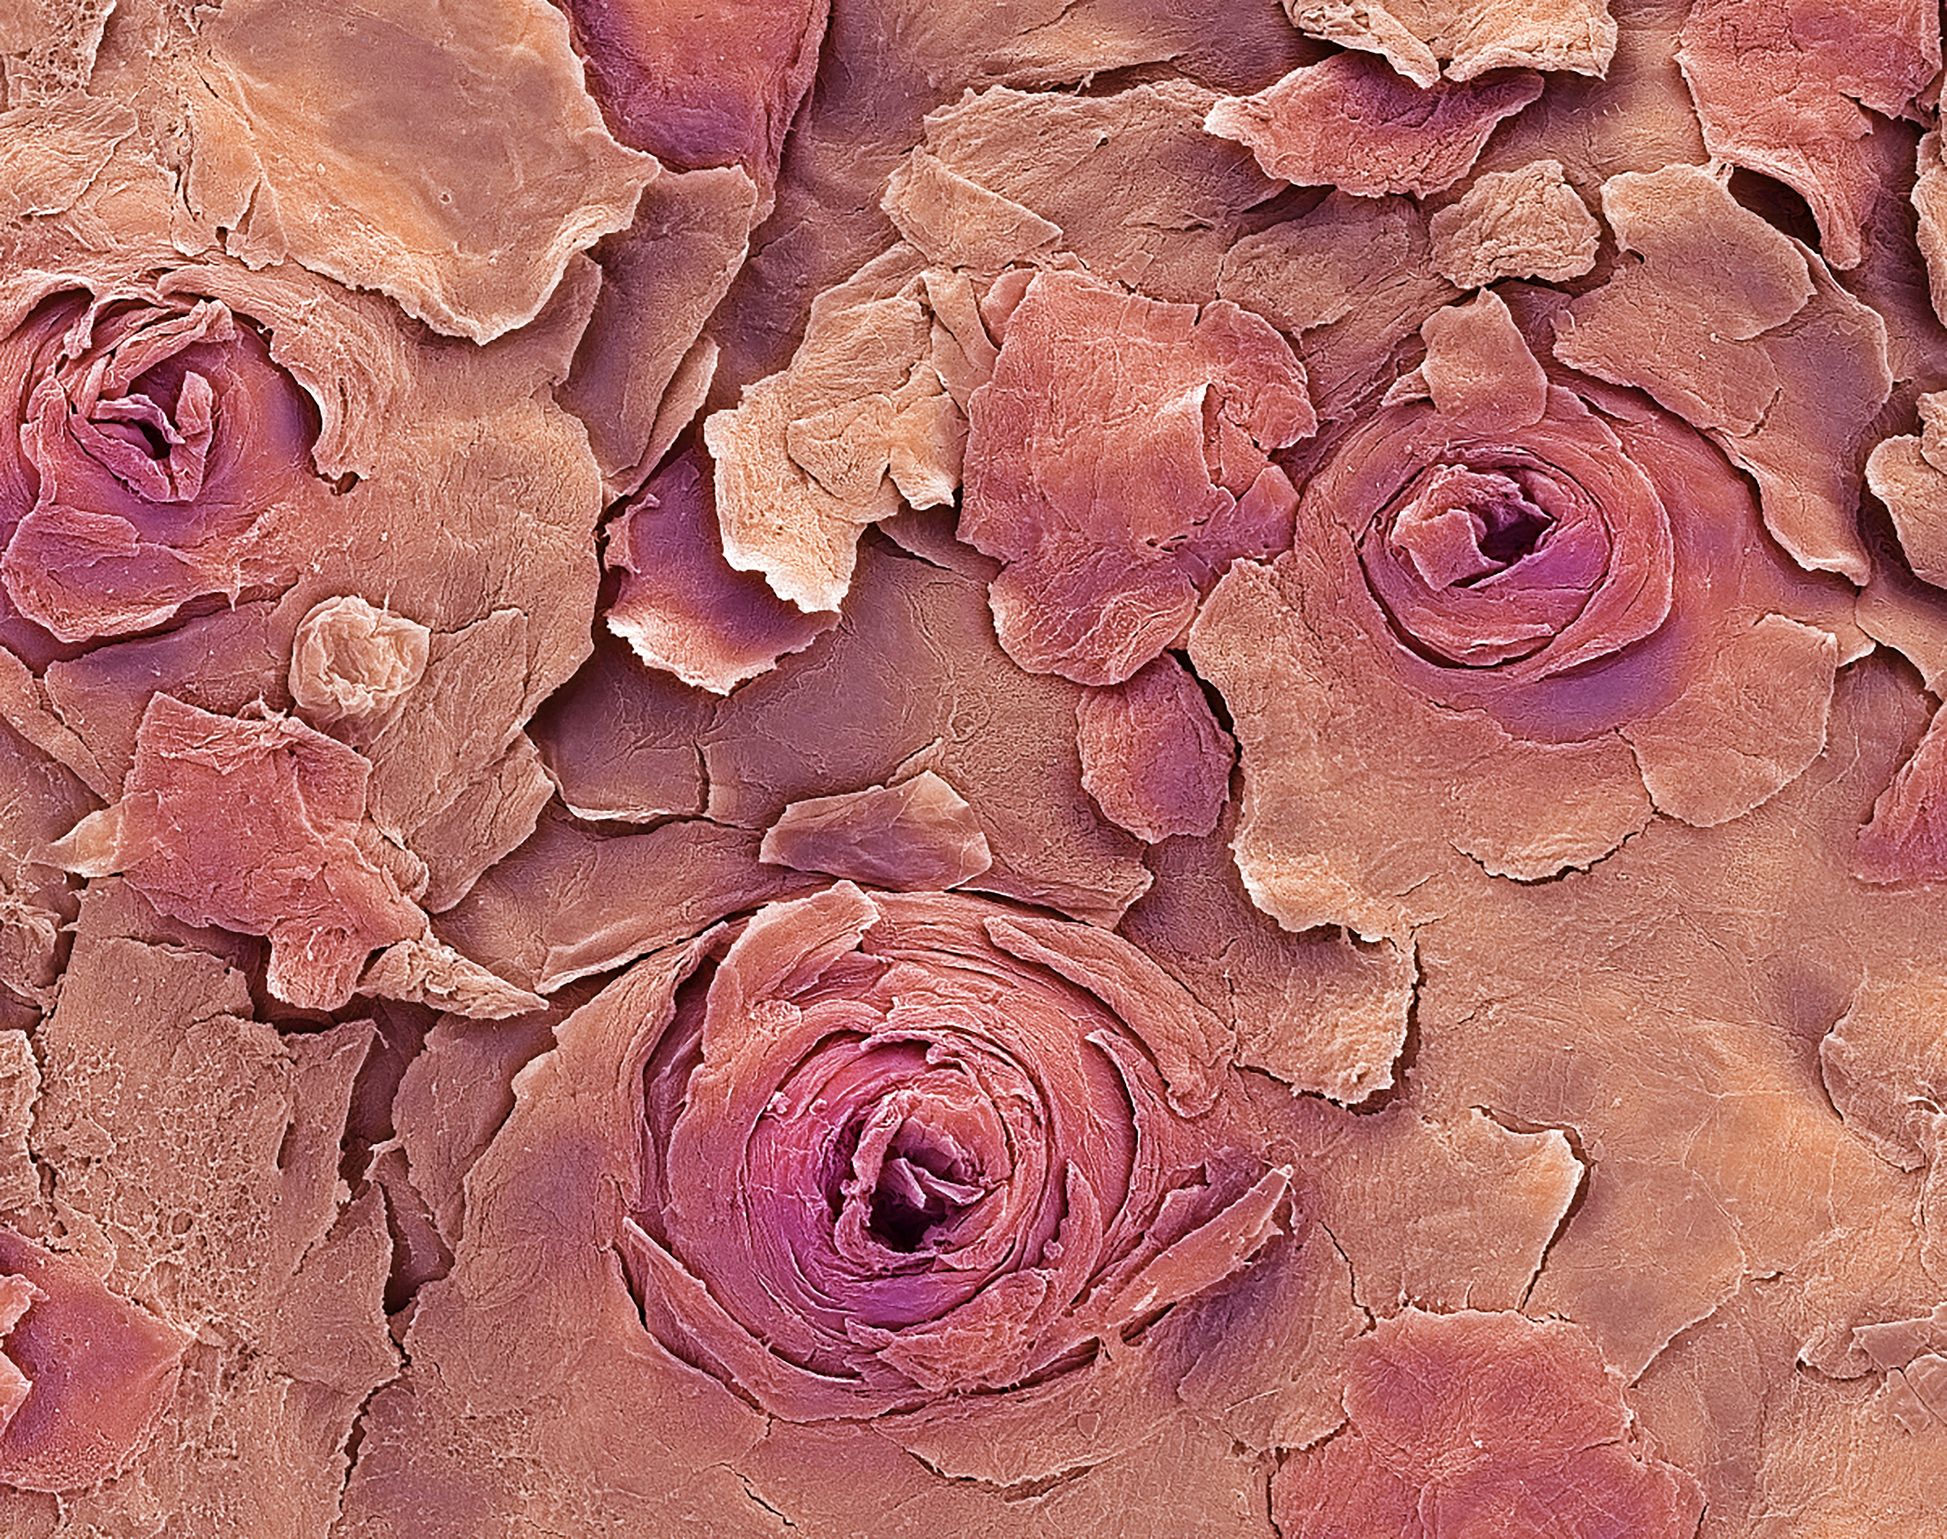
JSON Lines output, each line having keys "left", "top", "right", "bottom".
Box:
{"left": 1194, "top": 289, "right": 1855, "bottom": 936}
{"left": 960, "top": 269, "right": 1314, "bottom": 686}
{"left": 622, "top": 884, "right": 1289, "bottom": 1417}
{"left": 0, "top": 286, "right": 323, "bottom": 651}
{"left": 18, "top": 0, "right": 1947, "bottom": 1531}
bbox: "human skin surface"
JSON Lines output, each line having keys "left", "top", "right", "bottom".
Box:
{"left": 2, "top": 0, "right": 1947, "bottom": 1534}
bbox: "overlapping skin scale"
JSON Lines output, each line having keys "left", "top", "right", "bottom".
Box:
{"left": 12, "top": 0, "right": 1947, "bottom": 1533}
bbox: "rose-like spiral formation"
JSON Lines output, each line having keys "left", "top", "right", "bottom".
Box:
{"left": 622, "top": 883, "right": 1288, "bottom": 1418}
{"left": 1355, "top": 437, "right": 1672, "bottom": 681}
{"left": 1192, "top": 291, "right": 1852, "bottom": 934}
{"left": 1272, "top": 291, "right": 1836, "bottom": 748}
{"left": 0, "top": 284, "right": 319, "bottom": 647}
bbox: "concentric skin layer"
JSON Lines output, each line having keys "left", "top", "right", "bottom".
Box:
{"left": 1299, "top": 376, "right": 1813, "bottom": 745}
{"left": 621, "top": 883, "right": 1289, "bottom": 1419}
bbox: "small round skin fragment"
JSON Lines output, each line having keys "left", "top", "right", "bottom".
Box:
{"left": 289, "top": 595, "right": 431, "bottom": 729}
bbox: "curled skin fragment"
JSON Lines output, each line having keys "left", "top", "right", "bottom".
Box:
{"left": 1553, "top": 163, "right": 1892, "bottom": 583}
{"left": 50, "top": 694, "right": 425, "bottom": 1012}
{"left": 1867, "top": 395, "right": 1947, "bottom": 588}
{"left": 704, "top": 252, "right": 935, "bottom": 614}
{"left": 960, "top": 268, "right": 1313, "bottom": 686}
{"left": 1678, "top": 0, "right": 1940, "bottom": 271}
{"left": 1204, "top": 53, "right": 1544, "bottom": 198}
{"left": 1915, "top": 131, "right": 1947, "bottom": 330}
{"left": 288, "top": 596, "right": 430, "bottom": 731}
{"left": 621, "top": 884, "right": 1278, "bottom": 1418}
{"left": 0, "top": 1226, "right": 189, "bottom": 1493}
{"left": 1278, "top": 0, "right": 1617, "bottom": 86}
{"left": 758, "top": 771, "right": 992, "bottom": 891}
{"left": 1820, "top": 973, "right": 1947, "bottom": 1174}
{"left": 186, "top": 0, "right": 658, "bottom": 341}
{"left": 1273, "top": 1309, "right": 1704, "bottom": 1537}
{"left": 1427, "top": 158, "right": 1600, "bottom": 287}
{"left": 1077, "top": 654, "right": 1236, "bottom": 843}
{"left": 1855, "top": 704, "right": 1947, "bottom": 885}
{"left": 558, "top": 164, "right": 758, "bottom": 499}
{"left": 604, "top": 447, "right": 839, "bottom": 694}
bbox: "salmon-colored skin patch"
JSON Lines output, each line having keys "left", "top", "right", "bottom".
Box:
{"left": 59, "top": 695, "right": 424, "bottom": 1012}
{"left": 0, "top": 1227, "right": 187, "bottom": 1493}
{"left": 1204, "top": 52, "right": 1544, "bottom": 198}
{"left": 1077, "top": 655, "right": 1236, "bottom": 843}
{"left": 605, "top": 447, "right": 839, "bottom": 694}
{"left": 1677, "top": 0, "right": 1940, "bottom": 270}
{"left": 961, "top": 268, "right": 1313, "bottom": 686}
{"left": 1855, "top": 705, "right": 1947, "bottom": 883}
{"left": 1273, "top": 1309, "right": 1704, "bottom": 1538}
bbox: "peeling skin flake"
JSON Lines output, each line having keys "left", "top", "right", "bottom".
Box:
{"left": 704, "top": 251, "right": 935, "bottom": 614}
{"left": 186, "top": 0, "right": 658, "bottom": 342}
{"left": 1821, "top": 972, "right": 1947, "bottom": 1177}
{"left": 557, "top": 163, "right": 757, "bottom": 498}
{"left": 604, "top": 446, "right": 839, "bottom": 694}
{"left": 1273, "top": 1309, "right": 1704, "bottom": 1536}
{"left": 1553, "top": 162, "right": 1893, "bottom": 583}
{"left": 1193, "top": 288, "right": 1851, "bottom": 936}
{"left": 1916, "top": 130, "right": 1947, "bottom": 329}
{"left": 0, "top": 1226, "right": 188, "bottom": 1492}
{"left": 1427, "top": 157, "right": 1600, "bottom": 286}
{"left": 759, "top": 771, "right": 993, "bottom": 890}
{"left": 1867, "top": 392, "right": 1947, "bottom": 589}
{"left": 551, "top": 0, "right": 827, "bottom": 213}
{"left": 1122, "top": 812, "right": 1414, "bottom": 1104}
{"left": 960, "top": 268, "right": 1313, "bottom": 685}
{"left": 1278, "top": 0, "right": 1617, "bottom": 85}
{"left": 1076, "top": 654, "right": 1236, "bottom": 842}
{"left": 1677, "top": 0, "right": 1941, "bottom": 271}
{"left": 51, "top": 694, "right": 426, "bottom": 1012}
{"left": 1204, "top": 53, "right": 1544, "bottom": 198}
{"left": 1307, "top": 1108, "right": 1583, "bottom": 1314}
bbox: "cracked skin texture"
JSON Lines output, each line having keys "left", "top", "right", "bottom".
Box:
{"left": 18, "top": 0, "right": 1947, "bottom": 1533}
